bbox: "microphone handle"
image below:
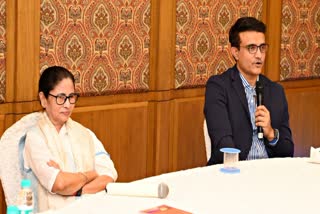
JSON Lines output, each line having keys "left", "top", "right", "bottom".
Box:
{"left": 257, "top": 126, "right": 264, "bottom": 139}
{"left": 256, "top": 93, "right": 263, "bottom": 139}
{"left": 106, "top": 182, "right": 169, "bottom": 199}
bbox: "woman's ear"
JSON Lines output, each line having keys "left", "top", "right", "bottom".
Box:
{"left": 39, "top": 92, "right": 47, "bottom": 109}
{"left": 231, "top": 47, "right": 239, "bottom": 61}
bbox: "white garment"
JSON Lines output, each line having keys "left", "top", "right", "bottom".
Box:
{"left": 23, "top": 124, "right": 118, "bottom": 192}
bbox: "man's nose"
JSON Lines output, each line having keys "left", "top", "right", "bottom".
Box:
{"left": 255, "top": 47, "right": 263, "bottom": 57}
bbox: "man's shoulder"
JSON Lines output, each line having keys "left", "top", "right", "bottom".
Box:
{"left": 207, "top": 66, "right": 235, "bottom": 83}
{"left": 260, "top": 75, "right": 283, "bottom": 91}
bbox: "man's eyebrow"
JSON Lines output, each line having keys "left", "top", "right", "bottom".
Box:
{"left": 244, "top": 43, "right": 267, "bottom": 46}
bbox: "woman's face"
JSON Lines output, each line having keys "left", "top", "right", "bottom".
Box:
{"left": 40, "top": 78, "right": 76, "bottom": 131}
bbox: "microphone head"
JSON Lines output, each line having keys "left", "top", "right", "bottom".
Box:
{"left": 158, "top": 182, "right": 169, "bottom": 199}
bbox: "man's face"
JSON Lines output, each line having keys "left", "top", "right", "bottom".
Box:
{"left": 231, "top": 31, "right": 266, "bottom": 83}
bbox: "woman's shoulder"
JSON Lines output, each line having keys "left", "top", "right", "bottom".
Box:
{"left": 68, "top": 118, "right": 89, "bottom": 131}
{"left": 67, "top": 118, "right": 96, "bottom": 139}
{"left": 25, "top": 124, "right": 44, "bottom": 140}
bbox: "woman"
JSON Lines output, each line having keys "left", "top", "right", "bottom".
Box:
{"left": 23, "top": 66, "right": 117, "bottom": 212}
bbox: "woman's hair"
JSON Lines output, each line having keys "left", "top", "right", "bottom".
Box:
{"left": 229, "top": 17, "right": 266, "bottom": 48}
{"left": 39, "top": 66, "right": 75, "bottom": 98}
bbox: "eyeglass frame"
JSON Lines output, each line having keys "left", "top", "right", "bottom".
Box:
{"left": 48, "top": 93, "right": 80, "bottom": 105}
{"left": 239, "top": 43, "right": 269, "bottom": 54}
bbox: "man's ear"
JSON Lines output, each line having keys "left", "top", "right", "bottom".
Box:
{"left": 231, "top": 47, "right": 239, "bottom": 61}
{"left": 39, "top": 92, "right": 47, "bottom": 109}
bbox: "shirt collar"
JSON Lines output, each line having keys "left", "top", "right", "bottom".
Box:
{"left": 239, "top": 72, "right": 255, "bottom": 91}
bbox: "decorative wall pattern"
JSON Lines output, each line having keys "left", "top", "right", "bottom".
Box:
{"left": 175, "top": 0, "right": 262, "bottom": 89}
{"left": 280, "top": 0, "right": 320, "bottom": 80}
{"left": 0, "top": 0, "right": 5, "bottom": 103}
{"left": 40, "top": 0, "right": 150, "bottom": 96}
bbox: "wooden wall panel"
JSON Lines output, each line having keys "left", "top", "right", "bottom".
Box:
{"left": 172, "top": 97, "right": 207, "bottom": 171}
{"left": 285, "top": 87, "right": 320, "bottom": 157}
{"left": 150, "top": 0, "right": 176, "bottom": 90}
{"left": 71, "top": 102, "right": 150, "bottom": 182}
{"left": 263, "top": 0, "right": 282, "bottom": 82}
{"left": 153, "top": 101, "right": 172, "bottom": 175}
{"left": 14, "top": 0, "right": 40, "bottom": 101}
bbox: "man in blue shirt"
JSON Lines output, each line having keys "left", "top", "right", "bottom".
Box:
{"left": 204, "top": 17, "right": 294, "bottom": 165}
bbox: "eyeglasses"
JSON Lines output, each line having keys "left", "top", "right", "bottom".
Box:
{"left": 48, "top": 93, "right": 79, "bottom": 105}
{"left": 240, "top": 44, "right": 269, "bottom": 54}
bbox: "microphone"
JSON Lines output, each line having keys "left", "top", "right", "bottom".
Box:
{"left": 105, "top": 182, "right": 169, "bottom": 199}
{"left": 255, "top": 80, "right": 264, "bottom": 140}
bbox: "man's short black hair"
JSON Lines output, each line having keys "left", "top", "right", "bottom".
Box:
{"left": 229, "top": 17, "right": 266, "bottom": 48}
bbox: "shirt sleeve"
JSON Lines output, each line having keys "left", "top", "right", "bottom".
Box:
{"left": 87, "top": 129, "right": 118, "bottom": 181}
{"left": 23, "top": 128, "right": 60, "bottom": 193}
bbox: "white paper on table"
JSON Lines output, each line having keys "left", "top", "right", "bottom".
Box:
{"left": 309, "top": 147, "right": 320, "bottom": 163}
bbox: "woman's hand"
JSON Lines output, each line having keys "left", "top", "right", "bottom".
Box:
{"left": 47, "top": 160, "right": 60, "bottom": 169}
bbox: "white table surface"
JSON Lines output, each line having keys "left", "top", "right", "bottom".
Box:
{"left": 41, "top": 157, "right": 320, "bottom": 214}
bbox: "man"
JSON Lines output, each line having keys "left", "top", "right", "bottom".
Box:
{"left": 204, "top": 17, "right": 294, "bottom": 165}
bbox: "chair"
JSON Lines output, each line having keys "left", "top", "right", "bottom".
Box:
{"left": 0, "top": 112, "right": 41, "bottom": 206}
{"left": 203, "top": 119, "right": 211, "bottom": 161}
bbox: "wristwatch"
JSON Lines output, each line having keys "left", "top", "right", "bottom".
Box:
{"left": 273, "top": 128, "right": 279, "bottom": 140}
{"left": 269, "top": 128, "right": 279, "bottom": 145}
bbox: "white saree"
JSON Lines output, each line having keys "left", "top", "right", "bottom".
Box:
{"left": 30, "top": 112, "right": 95, "bottom": 211}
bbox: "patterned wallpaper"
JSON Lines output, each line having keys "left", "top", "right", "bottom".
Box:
{"left": 40, "top": 0, "right": 150, "bottom": 96}
{"left": 175, "top": 0, "right": 262, "bottom": 89}
{"left": 0, "top": 1, "right": 319, "bottom": 102}
{"left": 280, "top": 0, "right": 320, "bottom": 80}
{"left": 0, "top": 0, "right": 5, "bottom": 103}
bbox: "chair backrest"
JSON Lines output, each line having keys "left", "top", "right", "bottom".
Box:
{"left": 0, "top": 112, "right": 41, "bottom": 205}
{"left": 203, "top": 119, "right": 211, "bottom": 161}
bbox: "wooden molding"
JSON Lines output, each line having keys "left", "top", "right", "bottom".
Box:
{"left": 150, "top": 0, "right": 176, "bottom": 90}
{"left": 15, "top": 0, "right": 40, "bottom": 101}
{"left": 264, "top": 0, "right": 282, "bottom": 82}
{"left": 280, "top": 79, "right": 320, "bottom": 89}
{"left": 5, "top": 0, "right": 16, "bottom": 102}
